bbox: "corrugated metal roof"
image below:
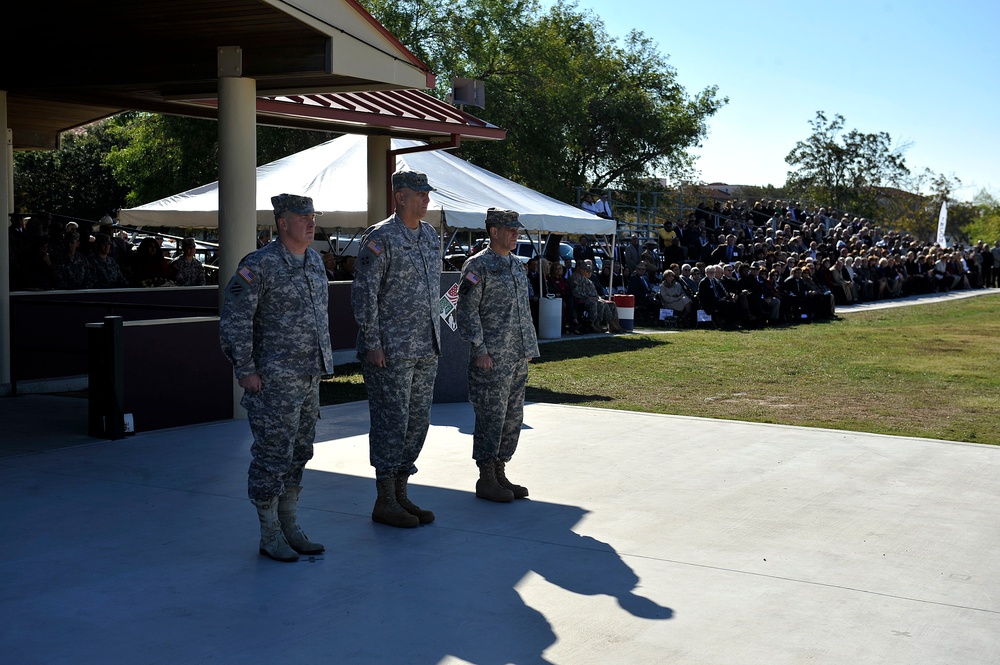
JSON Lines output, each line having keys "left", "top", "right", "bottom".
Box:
{"left": 251, "top": 89, "right": 506, "bottom": 141}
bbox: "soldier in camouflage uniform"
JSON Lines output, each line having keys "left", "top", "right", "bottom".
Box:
{"left": 170, "top": 237, "right": 206, "bottom": 286}
{"left": 570, "top": 263, "right": 624, "bottom": 333}
{"left": 52, "top": 231, "right": 91, "bottom": 289}
{"left": 457, "top": 208, "right": 539, "bottom": 502}
{"left": 351, "top": 169, "right": 441, "bottom": 528}
{"left": 220, "top": 194, "right": 335, "bottom": 562}
{"left": 88, "top": 233, "right": 130, "bottom": 289}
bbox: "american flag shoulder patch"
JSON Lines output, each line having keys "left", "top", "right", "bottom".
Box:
{"left": 366, "top": 240, "right": 384, "bottom": 255}
{"left": 464, "top": 272, "right": 480, "bottom": 285}
{"left": 238, "top": 266, "right": 256, "bottom": 284}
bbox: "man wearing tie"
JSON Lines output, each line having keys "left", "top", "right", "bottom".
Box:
{"left": 627, "top": 261, "right": 659, "bottom": 322}
{"left": 711, "top": 234, "right": 741, "bottom": 265}
{"left": 782, "top": 265, "right": 814, "bottom": 320}
{"left": 697, "top": 264, "right": 739, "bottom": 328}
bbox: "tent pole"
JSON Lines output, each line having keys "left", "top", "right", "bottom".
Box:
{"left": 540, "top": 232, "right": 547, "bottom": 299}
{"left": 387, "top": 136, "right": 462, "bottom": 214}
{"left": 608, "top": 233, "right": 618, "bottom": 295}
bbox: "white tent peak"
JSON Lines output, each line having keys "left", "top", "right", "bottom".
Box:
{"left": 119, "top": 134, "right": 612, "bottom": 235}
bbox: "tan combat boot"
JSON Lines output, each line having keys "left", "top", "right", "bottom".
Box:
{"left": 253, "top": 498, "right": 299, "bottom": 562}
{"left": 395, "top": 474, "right": 435, "bottom": 524}
{"left": 476, "top": 462, "right": 515, "bottom": 502}
{"left": 372, "top": 478, "right": 419, "bottom": 528}
{"left": 494, "top": 460, "right": 528, "bottom": 499}
{"left": 278, "top": 485, "right": 325, "bottom": 555}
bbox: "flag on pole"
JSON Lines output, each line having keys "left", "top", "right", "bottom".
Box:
{"left": 936, "top": 201, "right": 948, "bottom": 248}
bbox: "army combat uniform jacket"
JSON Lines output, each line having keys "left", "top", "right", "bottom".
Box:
{"left": 220, "top": 240, "right": 335, "bottom": 380}
{"left": 457, "top": 247, "right": 539, "bottom": 366}
{"left": 170, "top": 256, "right": 206, "bottom": 286}
{"left": 351, "top": 214, "right": 441, "bottom": 360}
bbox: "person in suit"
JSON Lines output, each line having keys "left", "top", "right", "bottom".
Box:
{"left": 334, "top": 255, "right": 356, "bottom": 281}
{"left": 661, "top": 235, "right": 686, "bottom": 267}
{"left": 678, "top": 263, "right": 698, "bottom": 294}
{"left": 738, "top": 263, "right": 779, "bottom": 325}
{"left": 782, "top": 265, "right": 815, "bottom": 320}
{"left": 694, "top": 227, "right": 714, "bottom": 263}
{"left": 697, "top": 265, "right": 741, "bottom": 328}
{"left": 321, "top": 252, "right": 339, "bottom": 280}
{"left": 710, "top": 234, "right": 741, "bottom": 265}
{"left": 622, "top": 235, "right": 642, "bottom": 274}
{"left": 626, "top": 261, "right": 659, "bottom": 322}
{"left": 719, "top": 263, "right": 741, "bottom": 294}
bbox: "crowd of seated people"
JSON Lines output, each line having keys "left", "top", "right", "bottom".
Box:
{"left": 583, "top": 196, "right": 998, "bottom": 331}
{"left": 8, "top": 212, "right": 209, "bottom": 290}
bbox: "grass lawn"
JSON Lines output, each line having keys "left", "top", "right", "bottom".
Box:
{"left": 321, "top": 294, "right": 1000, "bottom": 445}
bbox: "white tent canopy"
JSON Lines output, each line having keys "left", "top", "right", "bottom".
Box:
{"left": 119, "top": 134, "right": 614, "bottom": 235}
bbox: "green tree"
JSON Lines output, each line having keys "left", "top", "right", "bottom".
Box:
{"left": 361, "top": 0, "right": 724, "bottom": 199}
{"left": 785, "top": 111, "right": 909, "bottom": 218}
{"left": 962, "top": 189, "right": 1000, "bottom": 245}
{"left": 879, "top": 168, "right": 988, "bottom": 244}
{"left": 14, "top": 113, "right": 338, "bottom": 217}
{"left": 12, "top": 121, "right": 130, "bottom": 220}
{"left": 103, "top": 113, "right": 220, "bottom": 208}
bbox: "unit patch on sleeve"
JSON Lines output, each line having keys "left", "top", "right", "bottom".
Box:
{"left": 225, "top": 275, "right": 247, "bottom": 303}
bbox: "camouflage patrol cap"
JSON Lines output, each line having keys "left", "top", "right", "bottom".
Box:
{"left": 484, "top": 208, "right": 523, "bottom": 229}
{"left": 271, "top": 193, "right": 322, "bottom": 217}
{"left": 391, "top": 169, "right": 435, "bottom": 192}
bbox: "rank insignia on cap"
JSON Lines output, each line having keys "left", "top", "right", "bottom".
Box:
{"left": 238, "top": 266, "right": 256, "bottom": 284}
{"left": 366, "top": 240, "right": 384, "bottom": 255}
{"left": 464, "top": 272, "right": 480, "bottom": 285}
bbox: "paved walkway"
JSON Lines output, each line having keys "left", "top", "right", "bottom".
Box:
{"left": 835, "top": 286, "right": 999, "bottom": 314}
{"left": 1, "top": 287, "right": 998, "bottom": 664}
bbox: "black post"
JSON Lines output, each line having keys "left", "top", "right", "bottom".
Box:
{"left": 88, "top": 316, "right": 125, "bottom": 439}
{"left": 106, "top": 317, "right": 125, "bottom": 440}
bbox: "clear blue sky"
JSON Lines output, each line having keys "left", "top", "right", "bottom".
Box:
{"left": 545, "top": 0, "right": 1000, "bottom": 201}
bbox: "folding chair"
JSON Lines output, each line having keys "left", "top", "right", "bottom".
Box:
{"left": 695, "top": 309, "right": 717, "bottom": 329}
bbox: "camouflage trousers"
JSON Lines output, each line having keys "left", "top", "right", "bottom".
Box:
{"left": 362, "top": 356, "right": 438, "bottom": 480}
{"left": 582, "top": 298, "right": 618, "bottom": 325}
{"left": 243, "top": 374, "right": 320, "bottom": 501}
{"left": 468, "top": 358, "right": 529, "bottom": 465}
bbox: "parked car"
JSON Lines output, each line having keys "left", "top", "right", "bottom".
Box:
{"left": 513, "top": 239, "right": 591, "bottom": 268}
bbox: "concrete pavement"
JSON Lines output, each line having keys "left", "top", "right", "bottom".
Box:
{"left": 2, "top": 391, "right": 999, "bottom": 664}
